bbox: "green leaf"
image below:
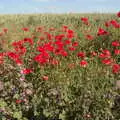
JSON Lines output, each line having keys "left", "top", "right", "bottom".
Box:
{"left": 59, "top": 110, "right": 66, "bottom": 120}
{"left": 13, "top": 111, "right": 22, "bottom": 119}
{"left": 0, "top": 99, "right": 7, "bottom": 107}
{"left": 13, "top": 94, "right": 19, "bottom": 99}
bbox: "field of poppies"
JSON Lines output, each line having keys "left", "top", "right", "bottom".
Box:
{"left": 0, "top": 12, "right": 120, "bottom": 120}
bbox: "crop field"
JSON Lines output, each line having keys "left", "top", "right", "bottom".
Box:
{"left": 0, "top": 12, "right": 120, "bottom": 120}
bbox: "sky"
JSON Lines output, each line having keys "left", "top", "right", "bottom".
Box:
{"left": 0, "top": 0, "right": 119, "bottom": 14}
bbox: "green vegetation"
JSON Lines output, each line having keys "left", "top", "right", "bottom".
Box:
{"left": 0, "top": 13, "right": 120, "bottom": 120}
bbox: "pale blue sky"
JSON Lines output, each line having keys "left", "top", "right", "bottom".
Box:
{"left": 0, "top": 0, "right": 119, "bottom": 14}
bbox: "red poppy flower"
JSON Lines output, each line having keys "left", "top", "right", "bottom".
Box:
{"left": 45, "top": 33, "right": 53, "bottom": 40}
{"left": 7, "top": 52, "right": 20, "bottom": 60}
{"left": 81, "top": 17, "right": 89, "bottom": 25}
{"left": 0, "top": 53, "right": 4, "bottom": 64}
{"left": 99, "top": 50, "right": 111, "bottom": 58}
{"left": 40, "top": 36, "right": 45, "bottom": 41}
{"left": 12, "top": 40, "right": 24, "bottom": 47}
{"left": 0, "top": 53, "right": 4, "bottom": 58}
{"left": 62, "top": 25, "right": 68, "bottom": 32}
{"left": 81, "top": 17, "right": 88, "bottom": 22}
{"left": 43, "top": 42, "right": 54, "bottom": 52}
{"left": 102, "top": 59, "right": 112, "bottom": 65}
{"left": 114, "top": 23, "right": 120, "bottom": 28}
{"left": 61, "top": 50, "right": 68, "bottom": 57}
{"left": 42, "top": 76, "right": 49, "bottom": 81}
{"left": 91, "top": 51, "right": 97, "bottom": 57}
{"left": 55, "top": 41, "right": 64, "bottom": 48}
{"left": 0, "top": 32, "right": 3, "bottom": 36}
{"left": 80, "top": 60, "right": 88, "bottom": 67}
{"left": 55, "top": 34, "right": 65, "bottom": 41}
{"left": 15, "top": 59, "right": 23, "bottom": 65}
{"left": 67, "top": 29, "right": 74, "bottom": 39}
{"left": 114, "top": 49, "right": 120, "bottom": 55}
{"left": 34, "top": 54, "right": 48, "bottom": 65}
{"left": 110, "top": 20, "right": 117, "bottom": 25}
{"left": 21, "top": 68, "right": 33, "bottom": 75}
{"left": 64, "top": 39, "right": 71, "bottom": 45}
{"left": 22, "top": 27, "right": 29, "bottom": 32}
{"left": 49, "top": 27, "right": 55, "bottom": 31}
{"left": 117, "top": 11, "right": 120, "bottom": 17}
{"left": 112, "top": 41, "right": 120, "bottom": 47}
{"left": 86, "top": 34, "right": 94, "bottom": 40}
{"left": 0, "top": 59, "right": 3, "bottom": 64}
{"left": 110, "top": 20, "right": 120, "bottom": 28}
{"left": 24, "top": 38, "right": 33, "bottom": 45}
{"left": 105, "top": 21, "right": 110, "bottom": 27}
{"left": 36, "top": 26, "right": 43, "bottom": 32}
{"left": 72, "top": 41, "right": 79, "bottom": 47}
{"left": 97, "top": 28, "right": 108, "bottom": 36}
{"left": 37, "top": 46, "right": 45, "bottom": 52}
{"left": 69, "top": 46, "right": 76, "bottom": 51}
{"left": 3, "top": 28, "right": 8, "bottom": 33}
{"left": 17, "top": 46, "right": 27, "bottom": 55}
{"left": 112, "top": 64, "right": 120, "bottom": 74}
{"left": 77, "top": 52, "right": 85, "bottom": 58}
{"left": 16, "top": 99, "right": 22, "bottom": 104}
